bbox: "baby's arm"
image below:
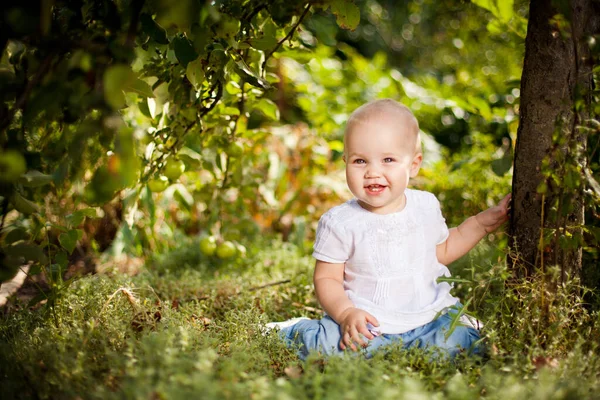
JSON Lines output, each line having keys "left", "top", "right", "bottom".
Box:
{"left": 314, "top": 260, "right": 379, "bottom": 351}
{"left": 436, "top": 194, "right": 511, "bottom": 265}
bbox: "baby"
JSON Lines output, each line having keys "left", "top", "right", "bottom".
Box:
{"left": 267, "top": 99, "right": 510, "bottom": 359}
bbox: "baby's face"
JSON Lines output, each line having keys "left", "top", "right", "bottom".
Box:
{"left": 344, "top": 112, "right": 422, "bottom": 214}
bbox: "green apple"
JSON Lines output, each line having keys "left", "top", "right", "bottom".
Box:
{"left": 227, "top": 142, "right": 244, "bottom": 158}
{"left": 215, "top": 17, "right": 239, "bottom": 39}
{"left": 147, "top": 176, "right": 169, "bottom": 192}
{"left": 165, "top": 136, "right": 177, "bottom": 149}
{"left": 199, "top": 236, "right": 217, "bottom": 256}
{"left": 164, "top": 159, "right": 185, "bottom": 180}
{"left": 0, "top": 150, "right": 27, "bottom": 183}
{"left": 181, "top": 107, "right": 197, "bottom": 122}
{"left": 216, "top": 241, "right": 237, "bottom": 259}
{"left": 235, "top": 243, "right": 247, "bottom": 258}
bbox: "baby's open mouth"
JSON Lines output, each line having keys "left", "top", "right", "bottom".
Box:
{"left": 366, "top": 184, "right": 386, "bottom": 192}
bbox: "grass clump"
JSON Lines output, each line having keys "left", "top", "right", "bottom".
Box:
{"left": 1, "top": 238, "right": 599, "bottom": 399}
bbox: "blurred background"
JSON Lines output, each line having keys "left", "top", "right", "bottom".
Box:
{"left": 0, "top": 0, "right": 536, "bottom": 286}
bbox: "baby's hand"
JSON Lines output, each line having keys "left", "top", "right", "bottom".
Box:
{"left": 338, "top": 307, "right": 380, "bottom": 351}
{"left": 475, "top": 194, "right": 511, "bottom": 233}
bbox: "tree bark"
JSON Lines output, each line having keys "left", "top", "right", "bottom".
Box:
{"left": 510, "top": 0, "right": 597, "bottom": 279}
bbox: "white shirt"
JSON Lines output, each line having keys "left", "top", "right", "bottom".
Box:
{"left": 312, "top": 188, "right": 458, "bottom": 334}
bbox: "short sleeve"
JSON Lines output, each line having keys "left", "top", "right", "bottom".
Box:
{"left": 433, "top": 196, "right": 450, "bottom": 245}
{"left": 312, "top": 212, "right": 351, "bottom": 264}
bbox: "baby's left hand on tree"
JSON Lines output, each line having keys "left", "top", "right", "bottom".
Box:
{"left": 475, "top": 194, "right": 511, "bottom": 233}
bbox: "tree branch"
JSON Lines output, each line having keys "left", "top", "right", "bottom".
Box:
{"left": 200, "top": 81, "right": 223, "bottom": 117}
{"left": 261, "top": 4, "right": 312, "bottom": 73}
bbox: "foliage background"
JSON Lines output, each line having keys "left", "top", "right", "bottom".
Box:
{"left": 1, "top": 0, "right": 523, "bottom": 270}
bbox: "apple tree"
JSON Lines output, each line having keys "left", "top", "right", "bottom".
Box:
{"left": 0, "top": 0, "right": 361, "bottom": 292}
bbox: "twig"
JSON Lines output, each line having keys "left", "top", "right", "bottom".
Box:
{"left": 248, "top": 279, "right": 291, "bottom": 291}
{"left": 292, "top": 302, "right": 323, "bottom": 314}
{"left": 261, "top": 4, "right": 312, "bottom": 73}
{"left": 243, "top": 3, "right": 267, "bottom": 22}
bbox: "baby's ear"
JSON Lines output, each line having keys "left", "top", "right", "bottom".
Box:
{"left": 410, "top": 153, "right": 423, "bottom": 177}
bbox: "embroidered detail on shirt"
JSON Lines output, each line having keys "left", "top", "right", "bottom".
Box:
{"left": 366, "top": 214, "right": 424, "bottom": 278}
{"left": 372, "top": 279, "right": 389, "bottom": 306}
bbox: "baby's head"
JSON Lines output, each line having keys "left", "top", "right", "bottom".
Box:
{"left": 343, "top": 99, "right": 423, "bottom": 214}
{"left": 344, "top": 99, "right": 421, "bottom": 157}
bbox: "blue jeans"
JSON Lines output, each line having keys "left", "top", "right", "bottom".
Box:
{"left": 279, "top": 308, "right": 482, "bottom": 360}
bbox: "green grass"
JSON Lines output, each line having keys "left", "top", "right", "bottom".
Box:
{"left": 1, "top": 237, "right": 599, "bottom": 399}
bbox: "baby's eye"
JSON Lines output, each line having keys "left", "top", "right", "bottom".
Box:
{"left": 353, "top": 159, "right": 366, "bottom": 164}
{"left": 383, "top": 157, "right": 394, "bottom": 163}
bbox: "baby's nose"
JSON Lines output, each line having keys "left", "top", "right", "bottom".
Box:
{"left": 364, "top": 165, "right": 381, "bottom": 178}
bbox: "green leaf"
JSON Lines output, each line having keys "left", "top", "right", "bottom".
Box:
{"left": 173, "top": 34, "right": 198, "bottom": 67}
{"left": 178, "top": 147, "right": 202, "bottom": 168}
{"left": 249, "top": 36, "right": 279, "bottom": 51}
{"left": 216, "top": 151, "right": 224, "bottom": 172}
{"left": 125, "top": 78, "right": 155, "bottom": 98}
{"left": 497, "top": 0, "right": 514, "bottom": 22}
{"left": 4, "top": 242, "right": 48, "bottom": 264}
{"left": 59, "top": 229, "right": 83, "bottom": 254}
{"left": 472, "top": 0, "right": 513, "bottom": 22}
{"left": 466, "top": 95, "right": 492, "bottom": 120}
{"left": 328, "top": 0, "right": 361, "bottom": 30}
{"left": 450, "top": 158, "right": 471, "bottom": 172}
{"left": 104, "top": 65, "right": 136, "bottom": 109}
{"left": 115, "top": 126, "right": 141, "bottom": 188}
{"left": 255, "top": 98, "right": 280, "bottom": 120}
{"left": 174, "top": 184, "right": 194, "bottom": 209}
{"left": 83, "top": 166, "right": 121, "bottom": 205}
{"left": 472, "top": 0, "right": 495, "bottom": 13}
{"left": 250, "top": 19, "right": 279, "bottom": 51}
{"left": 141, "top": 186, "right": 156, "bottom": 226}
{"left": 233, "top": 59, "right": 270, "bottom": 90}
{"left": 281, "top": 49, "right": 315, "bottom": 64}
{"left": 10, "top": 192, "right": 39, "bottom": 214}
{"left": 222, "top": 106, "right": 241, "bottom": 116}
{"left": 4, "top": 227, "right": 29, "bottom": 244}
{"left": 47, "top": 223, "right": 68, "bottom": 232}
{"left": 186, "top": 57, "right": 205, "bottom": 90}
{"left": 138, "top": 98, "right": 152, "bottom": 118}
{"left": 437, "top": 277, "right": 474, "bottom": 284}
{"left": 66, "top": 208, "right": 98, "bottom": 228}
{"left": 486, "top": 19, "right": 504, "bottom": 35}
{"left": 328, "top": 140, "right": 344, "bottom": 152}
{"left": 491, "top": 156, "right": 513, "bottom": 176}
{"left": 19, "top": 170, "right": 54, "bottom": 187}
{"left": 54, "top": 250, "right": 68, "bottom": 270}
{"left": 445, "top": 298, "right": 471, "bottom": 340}
{"left": 140, "top": 13, "right": 169, "bottom": 45}
{"left": 191, "top": 24, "right": 211, "bottom": 55}
{"left": 537, "top": 181, "right": 548, "bottom": 194}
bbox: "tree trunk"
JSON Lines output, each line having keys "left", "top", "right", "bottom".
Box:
{"left": 510, "top": 0, "right": 597, "bottom": 279}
